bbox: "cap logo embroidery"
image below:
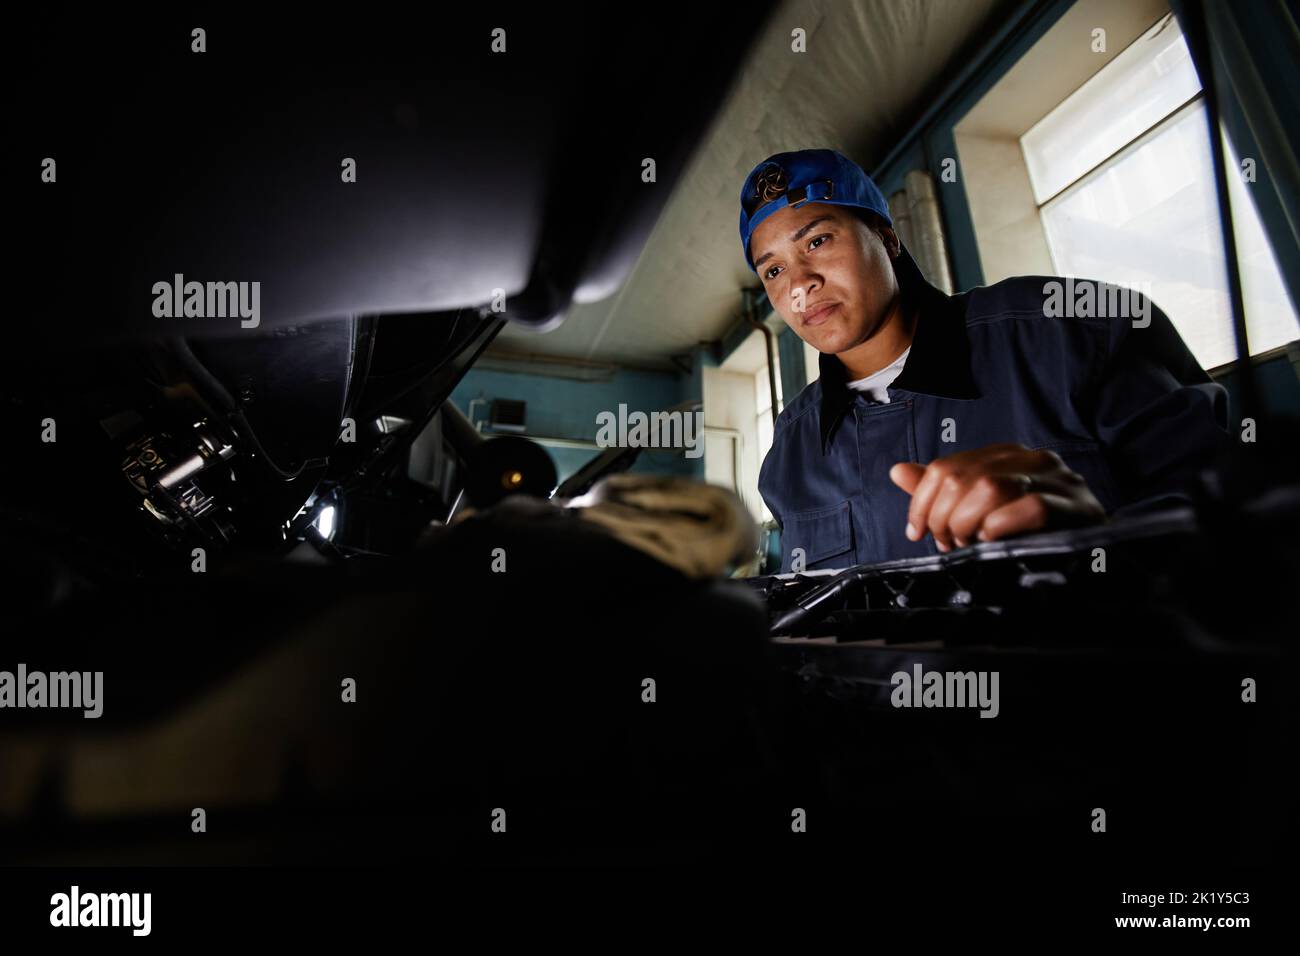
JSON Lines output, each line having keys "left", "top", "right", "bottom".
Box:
{"left": 754, "top": 164, "right": 788, "bottom": 205}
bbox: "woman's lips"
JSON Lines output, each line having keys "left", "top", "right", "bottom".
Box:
{"left": 801, "top": 302, "right": 839, "bottom": 326}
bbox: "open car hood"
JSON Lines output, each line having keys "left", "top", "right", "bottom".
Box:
{"left": 8, "top": 7, "right": 777, "bottom": 562}
{"left": 21, "top": 8, "right": 775, "bottom": 339}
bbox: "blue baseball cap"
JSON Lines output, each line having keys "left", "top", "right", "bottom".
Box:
{"left": 739, "top": 148, "right": 893, "bottom": 271}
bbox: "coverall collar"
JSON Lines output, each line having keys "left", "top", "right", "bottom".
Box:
{"left": 817, "top": 259, "right": 981, "bottom": 453}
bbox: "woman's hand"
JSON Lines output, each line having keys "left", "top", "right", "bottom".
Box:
{"left": 889, "top": 443, "right": 1106, "bottom": 552}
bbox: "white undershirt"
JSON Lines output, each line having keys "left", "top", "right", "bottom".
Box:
{"left": 845, "top": 347, "right": 911, "bottom": 404}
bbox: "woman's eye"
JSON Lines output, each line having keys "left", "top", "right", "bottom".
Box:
{"left": 809, "top": 234, "right": 829, "bottom": 250}
{"left": 765, "top": 265, "right": 782, "bottom": 280}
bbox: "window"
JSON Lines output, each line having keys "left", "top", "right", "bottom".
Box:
{"left": 754, "top": 363, "right": 782, "bottom": 522}
{"left": 1021, "top": 16, "right": 1298, "bottom": 370}
{"left": 706, "top": 329, "right": 785, "bottom": 525}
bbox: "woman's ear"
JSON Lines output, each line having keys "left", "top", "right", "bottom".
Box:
{"left": 877, "top": 225, "right": 901, "bottom": 259}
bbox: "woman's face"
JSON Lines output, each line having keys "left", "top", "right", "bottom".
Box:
{"left": 750, "top": 203, "right": 900, "bottom": 355}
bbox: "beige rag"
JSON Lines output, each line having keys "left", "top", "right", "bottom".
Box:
{"left": 569, "top": 474, "right": 758, "bottom": 579}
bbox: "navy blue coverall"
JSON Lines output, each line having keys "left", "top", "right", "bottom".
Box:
{"left": 758, "top": 262, "right": 1230, "bottom": 572}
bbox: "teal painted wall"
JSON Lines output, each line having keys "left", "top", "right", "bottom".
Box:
{"left": 449, "top": 364, "right": 705, "bottom": 484}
